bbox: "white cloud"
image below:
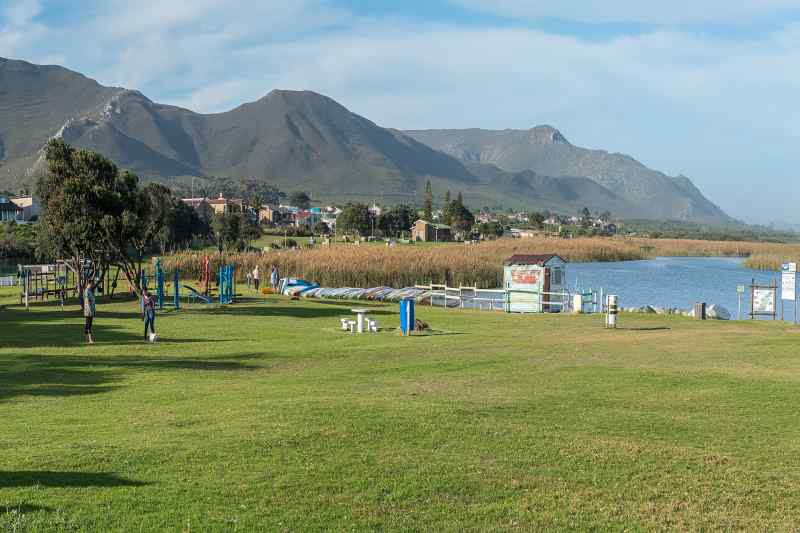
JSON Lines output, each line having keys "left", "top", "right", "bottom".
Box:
{"left": 450, "top": 0, "right": 800, "bottom": 25}
{"left": 2, "top": 0, "right": 41, "bottom": 27}
{"left": 0, "top": 0, "right": 46, "bottom": 57}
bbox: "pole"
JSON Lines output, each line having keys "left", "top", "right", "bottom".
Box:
{"left": 738, "top": 291, "right": 742, "bottom": 321}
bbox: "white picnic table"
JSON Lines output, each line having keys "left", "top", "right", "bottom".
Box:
{"left": 350, "top": 308, "right": 369, "bottom": 333}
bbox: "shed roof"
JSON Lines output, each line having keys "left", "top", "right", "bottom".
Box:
{"left": 414, "top": 220, "right": 451, "bottom": 230}
{"left": 504, "top": 254, "right": 565, "bottom": 266}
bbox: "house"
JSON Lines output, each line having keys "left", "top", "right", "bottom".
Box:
{"left": 258, "top": 204, "right": 289, "bottom": 225}
{"left": 503, "top": 254, "right": 567, "bottom": 313}
{"left": 207, "top": 194, "right": 243, "bottom": 215}
{"left": 10, "top": 196, "right": 40, "bottom": 221}
{"left": 181, "top": 197, "right": 214, "bottom": 220}
{"left": 411, "top": 220, "right": 452, "bottom": 242}
{"left": 293, "top": 210, "right": 321, "bottom": 228}
{"left": 0, "top": 196, "right": 24, "bottom": 223}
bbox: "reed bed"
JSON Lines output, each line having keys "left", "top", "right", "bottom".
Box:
{"left": 162, "top": 237, "right": 800, "bottom": 289}
{"left": 743, "top": 253, "right": 800, "bottom": 271}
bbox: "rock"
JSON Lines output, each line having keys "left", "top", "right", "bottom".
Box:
{"left": 707, "top": 305, "right": 731, "bottom": 320}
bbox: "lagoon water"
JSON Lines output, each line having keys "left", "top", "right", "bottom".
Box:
{"left": 569, "top": 256, "right": 792, "bottom": 321}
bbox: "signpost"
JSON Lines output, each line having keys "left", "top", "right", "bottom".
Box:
{"left": 737, "top": 285, "right": 745, "bottom": 320}
{"left": 750, "top": 278, "right": 777, "bottom": 320}
{"left": 782, "top": 263, "right": 798, "bottom": 324}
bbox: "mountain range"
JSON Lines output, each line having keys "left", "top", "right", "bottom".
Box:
{"left": 0, "top": 57, "right": 729, "bottom": 221}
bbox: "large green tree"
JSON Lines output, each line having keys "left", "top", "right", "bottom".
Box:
{"left": 337, "top": 203, "right": 372, "bottom": 236}
{"left": 377, "top": 204, "right": 416, "bottom": 238}
{"left": 37, "top": 139, "right": 149, "bottom": 296}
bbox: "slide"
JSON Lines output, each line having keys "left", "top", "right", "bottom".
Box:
{"left": 183, "top": 285, "right": 212, "bottom": 304}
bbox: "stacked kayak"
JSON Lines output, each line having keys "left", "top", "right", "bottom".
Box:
{"left": 299, "top": 285, "right": 437, "bottom": 304}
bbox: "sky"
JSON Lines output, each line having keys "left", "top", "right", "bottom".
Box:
{"left": 2, "top": 0, "right": 800, "bottom": 225}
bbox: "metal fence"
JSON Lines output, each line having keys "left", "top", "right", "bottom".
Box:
{"left": 415, "top": 283, "right": 600, "bottom": 314}
{"left": 0, "top": 276, "right": 15, "bottom": 287}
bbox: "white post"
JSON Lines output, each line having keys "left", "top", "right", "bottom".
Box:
{"left": 357, "top": 312, "right": 365, "bottom": 334}
{"left": 606, "top": 295, "right": 618, "bottom": 328}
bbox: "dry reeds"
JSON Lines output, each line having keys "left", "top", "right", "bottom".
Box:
{"left": 161, "top": 237, "right": 800, "bottom": 289}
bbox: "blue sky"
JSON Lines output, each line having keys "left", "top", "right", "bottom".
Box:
{"left": 2, "top": 0, "right": 800, "bottom": 225}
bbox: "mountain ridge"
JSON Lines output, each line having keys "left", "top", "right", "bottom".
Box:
{"left": 0, "top": 57, "right": 729, "bottom": 221}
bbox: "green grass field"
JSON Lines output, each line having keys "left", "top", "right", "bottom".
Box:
{"left": 2, "top": 286, "right": 800, "bottom": 531}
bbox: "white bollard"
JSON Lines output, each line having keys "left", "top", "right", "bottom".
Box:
{"left": 606, "top": 295, "right": 619, "bottom": 328}
{"left": 573, "top": 294, "right": 583, "bottom": 314}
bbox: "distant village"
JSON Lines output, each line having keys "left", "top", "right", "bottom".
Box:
{"left": 1, "top": 190, "right": 618, "bottom": 246}
{"left": 174, "top": 193, "right": 618, "bottom": 243}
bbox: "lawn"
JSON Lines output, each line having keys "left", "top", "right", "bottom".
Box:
{"left": 2, "top": 286, "right": 800, "bottom": 530}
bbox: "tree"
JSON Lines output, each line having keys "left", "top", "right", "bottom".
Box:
{"left": 580, "top": 206, "right": 592, "bottom": 228}
{"left": 442, "top": 190, "right": 452, "bottom": 225}
{"left": 423, "top": 180, "right": 433, "bottom": 221}
{"left": 447, "top": 199, "right": 475, "bottom": 237}
{"left": 477, "top": 221, "right": 504, "bottom": 239}
{"left": 313, "top": 221, "right": 330, "bottom": 235}
{"left": 378, "top": 204, "right": 416, "bottom": 238}
{"left": 530, "top": 211, "right": 546, "bottom": 229}
{"left": 337, "top": 203, "right": 372, "bottom": 236}
{"left": 288, "top": 191, "right": 311, "bottom": 210}
{"left": 38, "top": 140, "right": 153, "bottom": 297}
{"left": 143, "top": 183, "right": 175, "bottom": 255}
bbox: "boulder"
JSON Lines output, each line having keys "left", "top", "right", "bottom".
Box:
{"left": 707, "top": 305, "right": 731, "bottom": 320}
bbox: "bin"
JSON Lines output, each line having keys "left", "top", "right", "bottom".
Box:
{"left": 400, "top": 298, "right": 415, "bottom": 335}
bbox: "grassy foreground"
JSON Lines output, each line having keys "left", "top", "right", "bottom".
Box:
{"left": 2, "top": 287, "right": 800, "bottom": 530}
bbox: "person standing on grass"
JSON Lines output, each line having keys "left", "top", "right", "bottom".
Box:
{"left": 142, "top": 287, "right": 156, "bottom": 342}
{"left": 270, "top": 265, "right": 279, "bottom": 290}
{"left": 252, "top": 265, "right": 260, "bottom": 292}
{"left": 83, "top": 280, "right": 96, "bottom": 344}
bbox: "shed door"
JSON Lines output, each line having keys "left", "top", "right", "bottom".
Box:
{"left": 543, "top": 268, "right": 551, "bottom": 312}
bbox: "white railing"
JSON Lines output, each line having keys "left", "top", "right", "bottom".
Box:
{"left": 0, "top": 276, "right": 15, "bottom": 287}
{"left": 415, "top": 283, "right": 599, "bottom": 314}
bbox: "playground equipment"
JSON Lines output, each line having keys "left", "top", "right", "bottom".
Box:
{"left": 218, "top": 264, "right": 235, "bottom": 305}
{"left": 18, "top": 261, "right": 80, "bottom": 309}
{"left": 154, "top": 258, "right": 181, "bottom": 311}
{"left": 140, "top": 258, "right": 181, "bottom": 314}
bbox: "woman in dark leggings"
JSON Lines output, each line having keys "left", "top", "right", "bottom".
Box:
{"left": 84, "top": 281, "right": 96, "bottom": 344}
{"left": 142, "top": 288, "right": 156, "bottom": 342}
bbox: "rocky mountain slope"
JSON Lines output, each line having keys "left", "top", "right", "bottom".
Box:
{"left": 0, "top": 57, "right": 729, "bottom": 220}
{"left": 404, "top": 127, "right": 728, "bottom": 221}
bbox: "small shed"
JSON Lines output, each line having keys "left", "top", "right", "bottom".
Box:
{"left": 411, "top": 220, "right": 452, "bottom": 242}
{"left": 503, "top": 254, "right": 567, "bottom": 313}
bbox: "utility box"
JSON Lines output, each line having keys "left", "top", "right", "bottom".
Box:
{"left": 503, "top": 254, "right": 567, "bottom": 313}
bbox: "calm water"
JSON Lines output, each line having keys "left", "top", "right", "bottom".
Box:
{"left": 569, "top": 256, "right": 792, "bottom": 321}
